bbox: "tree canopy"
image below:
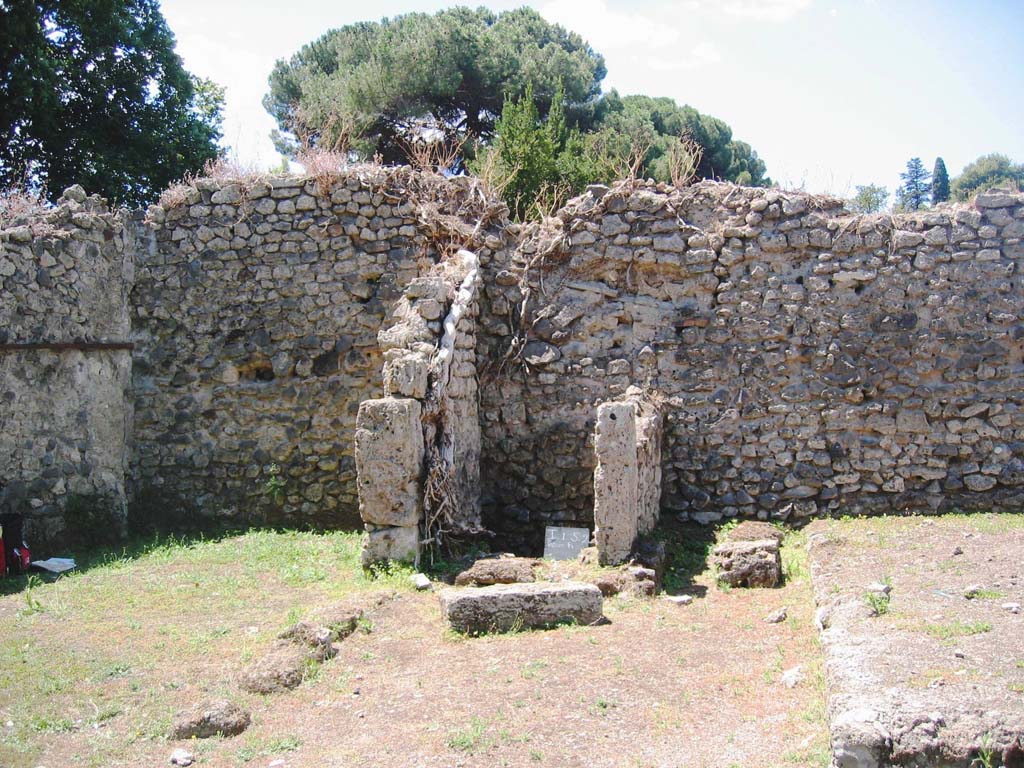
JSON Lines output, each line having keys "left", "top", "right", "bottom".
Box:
{"left": 582, "top": 93, "right": 769, "bottom": 186}
{"left": 0, "top": 0, "right": 224, "bottom": 206}
{"left": 264, "top": 7, "right": 605, "bottom": 162}
{"left": 265, "top": 7, "right": 769, "bottom": 197}
{"left": 895, "top": 157, "right": 930, "bottom": 211}
{"left": 950, "top": 154, "right": 1024, "bottom": 201}
{"left": 848, "top": 184, "right": 888, "bottom": 214}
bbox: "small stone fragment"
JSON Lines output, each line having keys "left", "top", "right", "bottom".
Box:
{"left": 764, "top": 607, "right": 788, "bottom": 624}
{"left": 780, "top": 665, "right": 804, "bottom": 688}
{"left": 411, "top": 573, "right": 432, "bottom": 590}
{"left": 1002, "top": 602, "right": 1021, "bottom": 614}
{"left": 169, "top": 748, "right": 195, "bottom": 766}
{"left": 662, "top": 594, "right": 694, "bottom": 606}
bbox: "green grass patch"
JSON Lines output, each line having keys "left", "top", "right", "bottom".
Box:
{"left": 448, "top": 717, "right": 492, "bottom": 754}
{"left": 920, "top": 620, "right": 993, "bottom": 640}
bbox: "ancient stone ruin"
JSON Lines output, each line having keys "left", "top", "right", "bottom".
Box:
{"left": 2, "top": 170, "right": 1023, "bottom": 567}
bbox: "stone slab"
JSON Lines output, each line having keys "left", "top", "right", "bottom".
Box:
{"left": 361, "top": 524, "right": 419, "bottom": 567}
{"left": 438, "top": 581, "right": 603, "bottom": 634}
{"left": 806, "top": 517, "right": 1024, "bottom": 768}
{"left": 354, "top": 398, "right": 424, "bottom": 528}
{"left": 593, "top": 401, "right": 639, "bottom": 565}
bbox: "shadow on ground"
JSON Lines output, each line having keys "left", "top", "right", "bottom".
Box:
{"left": 653, "top": 518, "right": 720, "bottom": 597}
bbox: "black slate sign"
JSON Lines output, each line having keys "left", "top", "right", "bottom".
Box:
{"left": 543, "top": 526, "right": 591, "bottom": 560}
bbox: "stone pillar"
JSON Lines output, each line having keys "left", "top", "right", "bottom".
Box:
{"left": 635, "top": 407, "right": 664, "bottom": 536}
{"left": 593, "top": 401, "right": 639, "bottom": 564}
{"left": 354, "top": 398, "right": 424, "bottom": 566}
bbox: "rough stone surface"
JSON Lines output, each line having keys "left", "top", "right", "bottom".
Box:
{"left": 5, "top": 171, "right": 1024, "bottom": 553}
{"left": 438, "top": 581, "right": 603, "bottom": 634}
{"left": 361, "top": 524, "right": 419, "bottom": 566}
{"left": 239, "top": 642, "right": 309, "bottom": 693}
{"left": 170, "top": 700, "right": 251, "bottom": 739}
{"left": 354, "top": 398, "right": 423, "bottom": 528}
{"left": 454, "top": 556, "right": 538, "bottom": 586}
{"left": 479, "top": 181, "right": 1024, "bottom": 553}
{"left": 593, "top": 401, "right": 638, "bottom": 564}
{"left": 807, "top": 517, "right": 1024, "bottom": 768}
{"left": 712, "top": 538, "right": 782, "bottom": 588}
{"left": 728, "top": 521, "right": 785, "bottom": 544}
{"left": 0, "top": 190, "right": 137, "bottom": 553}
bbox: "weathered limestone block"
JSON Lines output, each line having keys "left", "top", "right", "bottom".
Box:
{"left": 170, "top": 701, "right": 251, "bottom": 739}
{"left": 439, "top": 582, "right": 603, "bottom": 633}
{"left": 361, "top": 524, "right": 419, "bottom": 567}
{"left": 593, "top": 401, "right": 639, "bottom": 565}
{"left": 382, "top": 349, "right": 430, "bottom": 399}
{"left": 354, "top": 398, "right": 423, "bottom": 528}
{"left": 713, "top": 523, "right": 784, "bottom": 588}
{"left": 454, "top": 556, "right": 538, "bottom": 586}
{"left": 634, "top": 400, "right": 664, "bottom": 537}
{"left": 239, "top": 643, "right": 309, "bottom": 693}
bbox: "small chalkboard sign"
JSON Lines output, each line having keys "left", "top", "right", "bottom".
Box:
{"left": 543, "top": 526, "right": 591, "bottom": 560}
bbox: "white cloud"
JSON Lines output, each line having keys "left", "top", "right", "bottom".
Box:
{"left": 646, "top": 41, "right": 722, "bottom": 72}
{"left": 540, "top": 0, "right": 681, "bottom": 50}
{"left": 720, "top": 0, "right": 813, "bottom": 22}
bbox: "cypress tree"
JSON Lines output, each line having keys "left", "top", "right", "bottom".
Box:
{"left": 931, "top": 157, "right": 950, "bottom": 204}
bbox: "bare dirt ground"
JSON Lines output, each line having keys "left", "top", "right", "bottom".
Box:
{"left": 806, "top": 514, "right": 1024, "bottom": 767}
{"left": 0, "top": 525, "right": 827, "bottom": 768}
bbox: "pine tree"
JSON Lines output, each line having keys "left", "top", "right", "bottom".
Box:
{"left": 896, "top": 158, "right": 931, "bottom": 211}
{"left": 931, "top": 157, "right": 950, "bottom": 204}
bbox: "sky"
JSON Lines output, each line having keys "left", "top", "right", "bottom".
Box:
{"left": 160, "top": 0, "right": 1024, "bottom": 199}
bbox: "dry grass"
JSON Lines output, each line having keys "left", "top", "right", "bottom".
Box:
{"left": 158, "top": 157, "right": 273, "bottom": 209}
{"left": 667, "top": 134, "right": 703, "bottom": 188}
{"left": 399, "top": 135, "right": 466, "bottom": 175}
{"left": 0, "top": 185, "right": 49, "bottom": 227}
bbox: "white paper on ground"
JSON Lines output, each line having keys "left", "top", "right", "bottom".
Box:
{"left": 31, "top": 558, "right": 76, "bottom": 573}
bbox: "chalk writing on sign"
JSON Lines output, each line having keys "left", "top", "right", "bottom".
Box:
{"left": 543, "top": 526, "right": 591, "bottom": 560}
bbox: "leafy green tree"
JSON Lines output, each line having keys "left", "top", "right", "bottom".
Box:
{"left": 849, "top": 184, "right": 889, "bottom": 214}
{"left": 895, "top": 157, "right": 930, "bottom": 211}
{"left": 583, "top": 93, "right": 769, "bottom": 186}
{"left": 0, "top": 0, "right": 224, "bottom": 206}
{"left": 950, "top": 153, "right": 1024, "bottom": 201}
{"left": 931, "top": 157, "right": 949, "bottom": 204}
{"left": 264, "top": 7, "right": 605, "bottom": 162}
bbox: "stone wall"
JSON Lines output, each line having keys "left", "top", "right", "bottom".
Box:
{"left": 131, "top": 168, "right": 499, "bottom": 530}
{"left": 479, "top": 182, "right": 1024, "bottom": 552}
{"left": 0, "top": 187, "right": 135, "bottom": 549}
{"left": 3, "top": 169, "right": 1022, "bottom": 555}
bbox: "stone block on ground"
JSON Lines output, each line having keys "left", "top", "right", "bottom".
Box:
{"left": 170, "top": 700, "right": 250, "bottom": 740}
{"left": 239, "top": 642, "right": 310, "bottom": 694}
{"left": 362, "top": 524, "right": 419, "bottom": 567}
{"left": 632, "top": 536, "right": 666, "bottom": 589}
{"left": 439, "top": 581, "right": 603, "bottom": 634}
{"left": 592, "top": 565, "right": 657, "bottom": 598}
{"left": 454, "top": 556, "right": 539, "bottom": 586}
{"left": 727, "top": 521, "right": 784, "bottom": 544}
{"left": 712, "top": 538, "right": 782, "bottom": 588}
{"left": 354, "top": 398, "right": 424, "bottom": 528}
